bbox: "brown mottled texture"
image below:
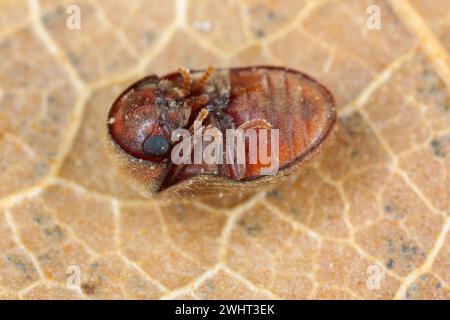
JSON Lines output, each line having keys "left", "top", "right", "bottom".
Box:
{"left": 0, "top": 0, "right": 448, "bottom": 299}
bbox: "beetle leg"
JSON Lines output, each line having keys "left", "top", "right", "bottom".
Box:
{"left": 186, "top": 94, "right": 210, "bottom": 111}
{"left": 165, "top": 109, "right": 210, "bottom": 184}
{"left": 226, "top": 152, "right": 246, "bottom": 180}
{"left": 237, "top": 118, "right": 272, "bottom": 131}
{"left": 226, "top": 119, "right": 272, "bottom": 180}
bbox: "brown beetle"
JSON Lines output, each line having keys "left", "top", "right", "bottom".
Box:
{"left": 107, "top": 66, "right": 336, "bottom": 198}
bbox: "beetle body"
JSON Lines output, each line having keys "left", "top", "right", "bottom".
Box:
{"left": 107, "top": 66, "right": 336, "bottom": 198}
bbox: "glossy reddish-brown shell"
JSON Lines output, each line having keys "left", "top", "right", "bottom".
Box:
{"left": 106, "top": 66, "right": 337, "bottom": 198}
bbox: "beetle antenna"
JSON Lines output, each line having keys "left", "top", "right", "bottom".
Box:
{"left": 194, "top": 66, "right": 214, "bottom": 91}
{"left": 178, "top": 67, "right": 191, "bottom": 93}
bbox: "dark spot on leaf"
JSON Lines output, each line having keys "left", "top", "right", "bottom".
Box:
{"left": 37, "top": 253, "right": 52, "bottom": 265}
{"left": 238, "top": 218, "right": 261, "bottom": 236}
{"left": 255, "top": 29, "right": 265, "bottom": 38}
{"left": 6, "top": 255, "right": 27, "bottom": 272}
{"left": 384, "top": 203, "right": 404, "bottom": 220}
{"left": 419, "top": 274, "right": 429, "bottom": 281}
{"left": 32, "top": 215, "right": 44, "bottom": 223}
{"left": 267, "top": 11, "right": 276, "bottom": 20}
{"left": 81, "top": 282, "right": 96, "bottom": 295}
{"left": 350, "top": 149, "right": 359, "bottom": 157}
{"left": 204, "top": 281, "right": 215, "bottom": 292}
{"left": 400, "top": 244, "right": 424, "bottom": 259}
{"left": 340, "top": 112, "right": 368, "bottom": 136}
{"left": 430, "top": 135, "right": 450, "bottom": 158}
{"left": 267, "top": 189, "right": 280, "bottom": 198}
{"left": 68, "top": 53, "right": 81, "bottom": 66}
{"left": 142, "top": 32, "right": 156, "bottom": 45}
{"left": 405, "top": 283, "right": 418, "bottom": 299}
{"left": 43, "top": 225, "right": 64, "bottom": 239}
{"left": 5, "top": 254, "right": 37, "bottom": 280}
{"left": 386, "top": 259, "right": 395, "bottom": 269}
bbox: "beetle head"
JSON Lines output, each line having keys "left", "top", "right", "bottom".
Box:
{"left": 108, "top": 75, "right": 192, "bottom": 162}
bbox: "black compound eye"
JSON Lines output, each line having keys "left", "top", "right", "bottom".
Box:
{"left": 143, "top": 135, "right": 170, "bottom": 157}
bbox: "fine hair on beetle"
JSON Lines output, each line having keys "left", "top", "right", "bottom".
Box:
{"left": 171, "top": 120, "right": 280, "bottom": 176}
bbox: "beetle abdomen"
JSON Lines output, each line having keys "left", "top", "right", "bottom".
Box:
{"left": 226, "top": 66, "right": 336, "bottom": 178}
